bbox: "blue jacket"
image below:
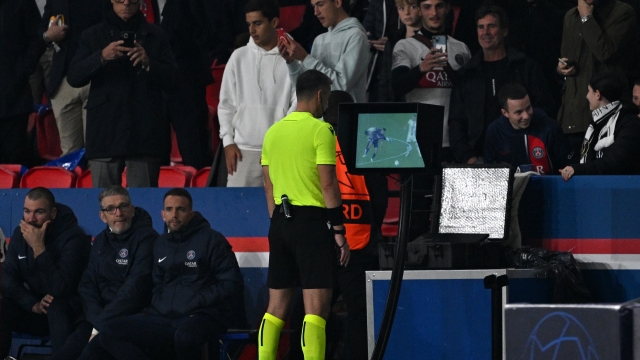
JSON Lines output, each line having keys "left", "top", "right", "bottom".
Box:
{"left": 2, "top": 203, "right": 90, "bottom": 312}
{"left": 484, "top": 108, "right": 570, "bottom": 174}
{"left": 78, "top": 207, "right": 158, "bottom": 331}
{"left": 148, "top": 212, "right": 243, "bottom": 327}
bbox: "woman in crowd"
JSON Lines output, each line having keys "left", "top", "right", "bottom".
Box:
{"left": 560, "top": 72, "right": 640, "bottom": 181}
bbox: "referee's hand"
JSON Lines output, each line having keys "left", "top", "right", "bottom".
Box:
{"left": 336, "top": 234, "right": 350, "bottom": 267}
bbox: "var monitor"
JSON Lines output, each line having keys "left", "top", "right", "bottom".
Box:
{"left": 337, "top": 103, "right": 444, "bottom": 175}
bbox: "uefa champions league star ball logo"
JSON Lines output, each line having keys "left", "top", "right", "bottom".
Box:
{"left": 119, "top": 249, "right": 128, "bottom": 258}
{"left": 187, "top": 250, "right": 196, "bottom": 260}
{"left": 521, "top": 312, "right": 599, "bottom": 360}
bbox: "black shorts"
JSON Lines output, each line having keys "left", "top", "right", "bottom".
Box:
{"left": 267, "top": 205, "right": 337, "bottom": 289}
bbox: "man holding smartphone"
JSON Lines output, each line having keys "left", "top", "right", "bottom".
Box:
{"left": 557, "top": 0, "right": 636, "bottom": 159}
{"left": 390, "top": 0, "right": 471, "bottom": 162}
{"left": 67, "top": 0, "right": 179, "bottom": 187}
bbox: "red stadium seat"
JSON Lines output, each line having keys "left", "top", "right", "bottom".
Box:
{"left": 170, "top": 126, "right": 182, "bottom": 165}
{"left": 158, "top": 167, "right": 192, "bottom": 187}
{"left": 279, "top": 5, "right": 306, "bottom": 33}
{"left": 0, "top": 168, "right": 19, "bottom": 188}
{"left": 20, "top": 166, "right": 77, "bottom": 188}
{"left": 172, "top": 165, "right": 197, "bottom": 176}
{"left": 190, "top": 167, "right": 211, "bottom": 187}
{"left": 34, "top": 110, "right": 62, "bottom": 160}
{"left": 0, "top": 164, "right": 24, "bottom": 174}
{"left": 382, "top": 197, "right": 400, "bottom": 237}
{"left": 76, "top": 170, "right": 93, "bottom": 188}
{"left": 206, "top": 62, "right": 225, "bottom": 111}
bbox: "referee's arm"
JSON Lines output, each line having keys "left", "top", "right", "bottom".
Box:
{"left": 262, "top": 166, "right": 276, "bottom": 218}
{"left": 318, "top": 164, "right": 350, "bottom": 267}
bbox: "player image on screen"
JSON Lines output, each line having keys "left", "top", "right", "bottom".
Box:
{"left": 362, "top": 127, "right": 390, "bottom": 161}
{"left": 355, "top": 113, "right": 425, "bottom": 169}
{"left": 405, "top": 115, "right": 421, "bottom": 157}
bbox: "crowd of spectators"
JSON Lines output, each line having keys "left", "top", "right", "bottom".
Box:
{"left": 3, "top": 0, "right": 639, "bottom": 186}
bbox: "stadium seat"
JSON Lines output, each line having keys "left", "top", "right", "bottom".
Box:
{"left": 76, "top": 170, "right": 93, "bottom": 188}
{"left": 206, "top": 61, "right": 225, "bottom": 111}
{"left": 0, "top": 168, "right": 19, "bottom": 188}
{"left": 279, "top": 5, "right": 306, "bottom": 33}
{"left": 191, "top": 167, "right": 211, "bottom": 187}
{"left": 170, "top": 126, "right": 182, "bottom": 165}
{"left": 34, "top": 109, "right": 62, "bottom": 160}
{"left": 20, "top": 166, "right": 77, "bottom": 188}
{"left": 382, "top": 197, "right": 400, "bottom": 237}
{"left": 158, "top": 167, "right": 192, "bottom": 187}
{"left": 0, "top": 164, "right": 25, "bottom": 175}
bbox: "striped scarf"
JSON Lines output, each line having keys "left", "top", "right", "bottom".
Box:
{"left": 581, "top": 101, "right": 621, "bottom": 164}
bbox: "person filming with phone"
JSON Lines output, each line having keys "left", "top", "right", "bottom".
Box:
{"left": 67, "top": 0, "right": 179, "bottom": 188}
{"left": 391, "top": 0, "right": 471, "bottom": 162}
{"left": 557, "top": 0, "right": 637, "bottom": 161}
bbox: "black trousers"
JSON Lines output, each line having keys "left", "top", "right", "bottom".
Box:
{"left": 99, "top": 313, "right": 226, "bottom": 360}
{"left": 165, "top": 78, "right": 211, "bottom": 169}
{"left": 0, "top": 113, "right": 38, "bottom": 167}
{"left": 49, "top": 320, "right": 114, "bottom": 360}
{"left": 0, "top": 296, "right": 80, "bottom": 358}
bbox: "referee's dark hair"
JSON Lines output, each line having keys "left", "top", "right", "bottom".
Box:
{"left": 498, "top": 83, "right": 528, "bottom": 111}
{"left": 164, "top": 188, "right": 193, "bottom": 209}
{"left": 296, "top": 70, "right": 333, "bottom": 101}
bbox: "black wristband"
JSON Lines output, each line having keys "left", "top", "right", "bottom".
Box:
{"left": 327, "top": 206, "right": 344, "bottom": 226}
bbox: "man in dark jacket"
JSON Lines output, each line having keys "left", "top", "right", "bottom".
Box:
{"left": 0, "top": 187, "right": 90, "bottom": 358}
{"left": 51, "top": 185, "right": 158, "bottom": 360}
{"left": 67, "top": 0, "right": 179, "bottom": 187}
{"left": 154, "top": 0, "right": 233, "bottom": 169}
{"left": 99, "top": 188, "right": 244, "bottom": 360}
{"left": 557, "top": 0, "right": 637, "bottom": 160}
{"left": 484, "top": 83, "right": 570, "bottom": 174}
{"left": 40, "top": 0, "right": 110, "bottom": 155}
{"left": 448, "top": 5, "right": 554, "bottom": 164}
{"left": 0, "top": 0, "right": 44, "bottom": 166}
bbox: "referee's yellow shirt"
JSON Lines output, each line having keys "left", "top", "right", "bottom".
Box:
{"left": 261, "top": 112, "right": 336, "bottom": 207}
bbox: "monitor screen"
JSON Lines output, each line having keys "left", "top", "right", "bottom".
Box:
{"left": 356, "top": 113, "right": 425, "bottom": 169}
{"left": 337, "top": 102, "right": 444, "bottom": 175}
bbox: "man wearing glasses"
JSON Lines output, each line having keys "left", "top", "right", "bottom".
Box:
{"left": 98, "top": 188, "right": 244, "bottom": 360}
{"left": 67, "top": 0, "right": 179, "bottom": 187}
{"left": 49, "top": 185, "right": 158, "bottom": 360}
{"left": 1, "top": 187, "right": 90, "bottom": 358}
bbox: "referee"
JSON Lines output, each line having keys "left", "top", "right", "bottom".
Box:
{"left": 259, "top": 69, "right": 350, "bottom": 360}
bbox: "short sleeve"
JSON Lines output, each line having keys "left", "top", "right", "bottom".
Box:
{"left": 392, "top": 40, "right": 412, "bottom": 70}
{"left": 261, "top": 130, "right": 271, "bottom": 166}
{"left": 315, "top": 123, "right": 337, "bottom": 165}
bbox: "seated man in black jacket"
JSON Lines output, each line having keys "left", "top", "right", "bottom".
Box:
{"left": 51, "top": 185, "right": 158, "bottom": 360}
{"left": 99, "top": 188, "right": 244, "bottom": 360}
{"left": 0, "top": 187, "right": 90, "bottom": 358}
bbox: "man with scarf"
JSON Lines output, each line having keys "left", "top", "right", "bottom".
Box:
{"left": 67, "top": 0, "right": 179, "bottom": 187}
{"left": 557, "top": 0, "right": 637, "bottom": 160}
{"left": 560, "top": 72, "right": 640, "bottom": 180}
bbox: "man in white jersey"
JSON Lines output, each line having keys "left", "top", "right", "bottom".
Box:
{"left": 391, "top": 0, "right": 470, "bottom": 161}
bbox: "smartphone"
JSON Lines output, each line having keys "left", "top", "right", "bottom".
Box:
{"left": 120, "top": 31, "right": 136, "bottom": 48}
{"left": 432, "top": 35, "right": 447, "bottom": 53}
{"left": 558, "top": 58, "right": 576, "bottom": 67}
{"left": 276, "top": 28, "right": 290, "bottom": 45}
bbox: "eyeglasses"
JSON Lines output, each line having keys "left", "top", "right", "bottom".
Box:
{"left": 114, "top": 0, "right": 141, "bottom": 4}
{"left": 100, "top": 203, "right": 132, "bottom": 215}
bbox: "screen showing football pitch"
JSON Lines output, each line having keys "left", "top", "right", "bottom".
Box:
{"left": 356, "top": 113, "right": 425, "bottom": 169}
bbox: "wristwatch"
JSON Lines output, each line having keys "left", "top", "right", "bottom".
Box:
{"left": 581, "top": 15, "right": 592, "bottom": 23}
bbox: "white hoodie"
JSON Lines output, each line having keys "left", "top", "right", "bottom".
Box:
{"left": 287, "top": 17, "right": 370, "bottom": 103}
{"left": 218, "top": 37, "right": 296, "bottom": 151}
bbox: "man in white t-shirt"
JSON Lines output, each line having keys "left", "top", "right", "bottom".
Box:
{"left": 391, "top": 0, "right": 470, "bottom": 160}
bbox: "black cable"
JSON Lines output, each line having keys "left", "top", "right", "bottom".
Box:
{"left": 370, "top": 174, "right": 412, "bottom": 360}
